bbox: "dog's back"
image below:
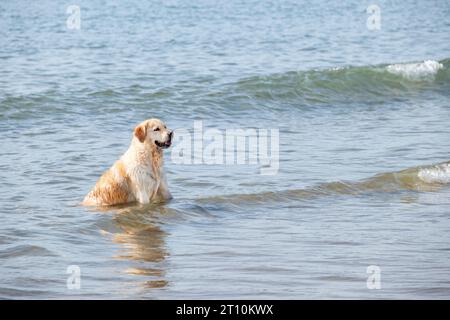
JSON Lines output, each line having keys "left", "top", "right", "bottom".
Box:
{"left": 83, "top": 160, "right": 133, "bottom": 206}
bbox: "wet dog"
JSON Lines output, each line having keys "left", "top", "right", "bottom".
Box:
{"left": 83, "top": 119, "right": 173, "bottom": 206}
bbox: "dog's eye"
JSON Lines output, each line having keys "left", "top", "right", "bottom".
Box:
{"left": 154, "top": 128, "right": 160, "bottom": 131}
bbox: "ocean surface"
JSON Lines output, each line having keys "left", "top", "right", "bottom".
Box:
{"left": 1, "top": 0, "right": 450, "bottom": 299}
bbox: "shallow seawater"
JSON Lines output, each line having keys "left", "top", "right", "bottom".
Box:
{"left": 1, "top": 0, "right": 450, "bottom": 299}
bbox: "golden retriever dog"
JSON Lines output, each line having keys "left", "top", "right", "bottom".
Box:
{"left": 83, "top": 119, "right": 173, "bottom": 206}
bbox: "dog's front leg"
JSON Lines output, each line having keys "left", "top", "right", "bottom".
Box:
{"left": 136, "top": 190, "right": 151, "bottom": 204}
{"left": 157, "top": 175, "right": 172, "bottom": 201}
{"left": 130, "top": 166, "right": 158, "bottom": 204}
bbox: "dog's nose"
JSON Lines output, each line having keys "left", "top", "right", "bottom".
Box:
{"left": 169, "top": 131, "right": 173, "bottom": 139}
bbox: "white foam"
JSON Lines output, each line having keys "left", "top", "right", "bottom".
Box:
{"left": 386, "top": 60, "right": 443, "bottom": 80}
{"left": 418, "top": 163, "right": 450, "bottom": 184}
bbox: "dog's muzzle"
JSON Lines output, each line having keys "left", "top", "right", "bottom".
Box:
{"left": 155, "top": 131, "right": 173, "bottom": 149}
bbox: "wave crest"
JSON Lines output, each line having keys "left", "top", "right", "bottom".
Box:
{"left": 418, "top": 163, "right": 450, "bottom": 184}
{"left": 227, "top": 58, "right": 450, "bottom": 106}
{"left": 386, "top": 60, "right": 444, "bottom": 80}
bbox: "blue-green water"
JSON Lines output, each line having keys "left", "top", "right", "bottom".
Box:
{"left": 1, "top": 0, "right": 450, "bottom": 299}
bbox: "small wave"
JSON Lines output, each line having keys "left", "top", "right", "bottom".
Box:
{"left": 0, "top": 244, "right": 57, "bottom": 259}
{"left": 386, "top": 60, "right": 444, "bottom": 80}
{"left": 2, "top": 58, "right": 449, "bottom": 121}
{"left": 227, "top": 58, "right": 450, "bottom": 106}
{"left": 198, "top": 161, "right": 450, "bottom": 205}
{"left": 0, "top": 287, "right": 51, "bottom": 298}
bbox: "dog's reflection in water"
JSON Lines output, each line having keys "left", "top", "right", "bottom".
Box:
{"left": 104, "top": 203, "right": 176, "bottom": 289}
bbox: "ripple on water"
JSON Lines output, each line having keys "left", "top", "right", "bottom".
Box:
{"left": 0, "top": 244, "right": 57, "bottom": 259}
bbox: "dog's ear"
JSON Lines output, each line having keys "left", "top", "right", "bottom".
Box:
{"left": 134, "top": 124, "right": 147, "bottom": 143}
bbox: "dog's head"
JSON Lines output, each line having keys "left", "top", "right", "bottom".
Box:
{"left": 134, "top": 119, "right": 173, "bottom": 149}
